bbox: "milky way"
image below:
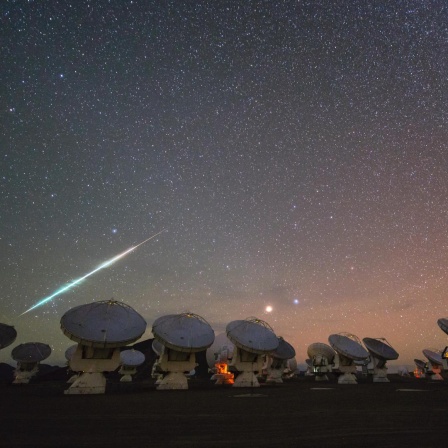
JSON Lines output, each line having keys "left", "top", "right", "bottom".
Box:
{"left": 1, "top": 1, "right": 447, "bottom": 365}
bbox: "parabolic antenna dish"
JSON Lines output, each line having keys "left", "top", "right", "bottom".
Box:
{"left": 64, "top": 344, "right": 77, "bottom": 361}
{"left": 271, "top": 337, "right": 296, "bottom": 360}
{"left": 120, "top": 349, "right": 145, "bottom": 366}
{"left": 152, "top": 338, "right": 164, "bottom": 356}
{"left": 226, "top": 317, "right": 278, "bottom": 355}
{"left": 328, "top": 333, "right": 369, "bottom": 361}
{"left": 363, "top": 338, "right": 399, "bottom": 361}
{"left": 152, "top": 313, "right": 215, "bottom": 353}
{"left": 414, "top": 359, "right": 427, "bottom": 370}
{"left": 0, "top": 323, "right": 17, "bottom": 349}
{"left": 206, "top": 332, "right": 234, "bottom": 367}
{"left": 437, "top": 317, "right": 448, "bottom": 335}
{"left": 422, "top": 349, "right": 443, "bottom": 366}
{"left": 60, "top": 300, "right": 146, "bottom": 348}
{"left": 287, "top": 357, "right": 298, "bottom": 372}
{"left": 11, "top": 342, "right": 51, "bottom": 363}
{"left": 307, "top": 342, "right": 335, "bottom": 361}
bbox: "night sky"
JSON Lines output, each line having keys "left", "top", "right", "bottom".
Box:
{"left": 2, "top": 1, "right": 447, "bottom": 367}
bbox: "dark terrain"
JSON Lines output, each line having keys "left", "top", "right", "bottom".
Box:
{"left": 1, "top": 373, "right": 447, "bottom": 447}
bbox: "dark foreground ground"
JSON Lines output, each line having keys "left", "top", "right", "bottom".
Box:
{"left": 1, "top": 375, "right": 447, "bottom": 448}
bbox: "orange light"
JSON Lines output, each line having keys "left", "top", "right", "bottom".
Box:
{"left": 214, "top": 362, "right": 234, "bottom": 384}
{"left": 413, "top": 368, "right": 424, "bottom": 379}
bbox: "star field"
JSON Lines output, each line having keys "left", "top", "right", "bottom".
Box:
{"left": 1, "top": 1, "right": 448, "bottom": 366}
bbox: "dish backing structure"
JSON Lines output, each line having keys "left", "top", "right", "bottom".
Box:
{"left": 226, "top": 317, "right": 278, "bottom": 387}
{"left": 307, "top": 342, "right": 336, "bottom": 381}
{"left": 150, "top": 339, "right": 165, "bottom": 384}
{"left": 60, "top": 299, "right": 146, "bottom": 394}
{"left": 151, "top": 313, "right": 214, "bottom": 390}
{"left": 413, "top": 358, "right": 428, "bottom": 378}
{"left": 11, "top": 342, "right": 51, "bottom": 384}
{"left": 119, "top": 349, "right": 145, "bottom": 382}
{"left": 422, "top": 348, "right": 444, "bottom": 381}
{"left": 363, "top": 337, "right": 399, "bottom": 383}
{"left": 437, "top": 318, "right": 448, "bottom": 370}
{"left": 328, "top": 333, "right": 368, "bottom": 384}
{"left": 0, "top": 323, "right": 17, "bottom": 350}
{"left": 263, "top": 337, "right": 296, "bottom": 384}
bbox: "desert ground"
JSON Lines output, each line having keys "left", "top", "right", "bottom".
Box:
{"left": 1, "top": 373, "right": 447, "bottom": 448}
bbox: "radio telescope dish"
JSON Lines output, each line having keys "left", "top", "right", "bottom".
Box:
{"left": 328, "top": 333, "right": 368, "bottom": 384}
{"left": 264, "top": 337, "right": 296, "bottom": 383}
{"left": 363, "top": 338, "right": 399, "bottom": 382}
{"left": 422, "top": 349, "right": 444, "bottom": 381}
{"left": 307, "top": 343, "right": 335, "bottom": 381}
{"left": 206, "top": 333, "right": 234, "bottom": 368}
{"left": 412, "top": 359, "right": 427, "bottom": 379}
{"left": 271, "top": 337, "right": 296, "bottom": 360}
{"left": 437, "top": 318, "right": 448, "bottom": 335}
{"left": 285, "top": 357, "right": 298, "bottom": 378}
{"left": 152, "top": 313, "right": 215, "bottom": 353}
{"left": 11, "top": 342, "right": 51, "bottom": 384}
{"left": 307, "top": 343, "right": 335, "bottom": 362}
{"left": 422, "top": 349, "right": 442, "bottom": 366}
{"left": 120, "top": 349, "right": 145, "bottom": 366}
{"left": 61, "top": 300, "right": 146, "bottom": 348}
{"left": 226, "top": 318, "right": 278, "bottom": 355}
{"left": 437, "top": 319, "right": 448, "bottom": 370}
{"left": 0, "top": 323, "right": 17, "bottom": 350}
{"left": 329, "top": 333, "right": 369, "bottom": 361}
{"left": 442, "top": 347, "right": 448, "bottom": 370}
{"left": 414, "top": 359, "right": 427, "bottom": 371}
{"left": 61, "top": 300, "right": 146, "bottom": 394}
{"left": 151, "top": 313, "right": 215, "bottom": 390}
{"left": 151, "top": 339, "right": 165, "bottom": 384}
{"left": 12, "top": 342, "right": 51, "bottom": 363}
{"left": 363, "top": 338, "right": 399, "bottom": 361}
{"left": 119, "top": 349, "right": 145, "bottom": 382}
{"left": 64, "top": 344, "right": 77, "bottom": 361}
{"left": 226, "top": 317, "right": 278, "bottom": 387}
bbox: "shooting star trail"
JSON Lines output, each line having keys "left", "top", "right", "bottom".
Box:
{"left": 19, "top": 229, "right": 167, "bottom": 316}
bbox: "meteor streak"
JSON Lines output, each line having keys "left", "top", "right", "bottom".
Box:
{"left": 19, "top": 229, "right": 166, "bottom": 316}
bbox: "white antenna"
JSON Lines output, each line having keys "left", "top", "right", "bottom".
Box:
{"left": 60, "top": 299, "right": 146, "bottom": 394}
{"left": 307, "top": 342, "right": 336, "bottom": 382}
{"left": 328, "top": 332, "right": 368, "bottom": 384}
{"left": 438, "top": 317, "right": 448, "bottom": 335}
{"left": 11, "top": 342, "right": 51, "bottom": 384}
{"left": 437, "top": 318, "right": 448, "bottom": 370}
{"left": 422, "top": 349, "right": 444, "bottom": 381}
{"left": 150, "top": 339, "right": 165, "bottom": 385}
{"left": 226, "top": 317, "right": 278, "bottom": 388}
{"left": 119, "top": 349, "right": 145, "bottom": 382}
{"left": 413, "top": 358, "right": 427, "bottom": 379}
{"left": 363, "top": 337, "right": 399, "bottom": 383}
{"left": 151, "top": 313, "right": 215, "bottom": 390}
{"left": 264, "top": 337, "right": 296, "bottom": 384}
{"left": 0, "top": 323, "right": 17, "bottom": 350}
